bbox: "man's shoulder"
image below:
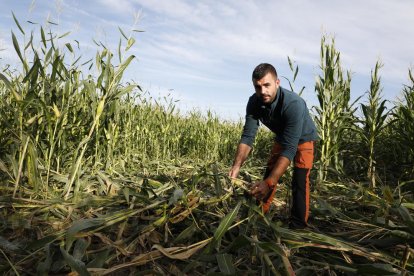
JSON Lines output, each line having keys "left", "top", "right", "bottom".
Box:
{"left": 280, "top": 86, "right": 300, "bottom": 99}
{"left": 247, "top": 93, "right": 258, "bottom": 101}
{"left": 278, "top": 87, "right": 306, "bottom": 116}
{"left": 246, "top": 93, "right": 260, "bottom": 114}
{"left": 280, "top": 87, "right": 304, "bottom": 105}
{"left": 247, "top": 93, "right": 260, "bottom": 106}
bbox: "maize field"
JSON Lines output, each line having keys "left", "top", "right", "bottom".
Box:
{"left": 0, "top": 16, "right": 413, "bottom": 275}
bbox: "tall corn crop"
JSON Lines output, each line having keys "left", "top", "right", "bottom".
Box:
{"left": 392, "top": 69, "right": 414, "bottom": 179}
{"left": 0, "top": 19, "right": 272, "bottom": 200}
{"left": 314, "top": 36, "right": 355, "bottom": 182}
{"left": 0, "top": 18, "right": 137, "bottom": 199}
{"left": 359, "top": 61, "right": 389, "bottom": 188}
{"left": 1, "top": 16, "right": 413, "bottom": 275}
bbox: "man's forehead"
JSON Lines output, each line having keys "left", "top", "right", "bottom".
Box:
{"left": 253, "top": 73, "right": 276, "bottom": 83}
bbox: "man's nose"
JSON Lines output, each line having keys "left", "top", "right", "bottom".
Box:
{"left": 260, "top": 87, "right": 266, "bottom": 94}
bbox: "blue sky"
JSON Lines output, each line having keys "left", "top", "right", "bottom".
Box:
{"left": 1, "top": 0, "right": 413, "bottom": 121}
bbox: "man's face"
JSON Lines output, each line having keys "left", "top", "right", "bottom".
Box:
{"left": 253, "top": 72, "right": 280, "bottom": 104}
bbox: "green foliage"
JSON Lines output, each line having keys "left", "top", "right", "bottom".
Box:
{"left": 283, "top": 56, "right": 305, "bottom": 96}
{"left": 0, "top": 20, "right": 272, "bottom": 200}
{"left": 0, "top": 14, "right": 413, "bottom": 276}
{"left": 390, "top": 69, "right": 414, "bottom": 179}
{"left": 359, "top": 61, "right": 389, "bottom": 188}
{"left": 1, "top": 161, "right": 413, "bottom": 275}
{"left": 314, "top": 36, "right": 357, "bottom": 182}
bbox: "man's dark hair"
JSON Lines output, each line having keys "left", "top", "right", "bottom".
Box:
{"left": 252, "top": 63, "right": 278, "bottom": 80}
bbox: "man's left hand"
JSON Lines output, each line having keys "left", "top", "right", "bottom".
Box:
{"left": 250, "top": 181, "right": 271, "bottom": 201}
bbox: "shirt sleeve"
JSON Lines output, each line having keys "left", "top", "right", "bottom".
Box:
{"left": 240, "top": 96, "right": 259, "bottom": 147}
{"left": 279, "top": 99, "right": 305, "bottom": 160}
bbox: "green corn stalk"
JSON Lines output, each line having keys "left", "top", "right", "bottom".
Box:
{"left": 314, "top": 36, "right": 356, "bottom": 183}
{"left": 359, "top": 61, "right": 389, "bottom": 188}
{"left": 63, "top": 96, "right": 106, "bottom": 200}
{"left": 392, "top": 69, "right": 414, "bottom": 179}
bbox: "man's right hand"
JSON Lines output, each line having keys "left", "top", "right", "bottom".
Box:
{"left": 228, "top": 166, "right": 240, "bottom": 179}
{"left": 250, "top": 180, "right": 271, "bottom": 201}
{"left": 229, "top": 143, "right": 251, "bottom": 179}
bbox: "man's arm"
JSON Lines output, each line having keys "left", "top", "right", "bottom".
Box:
{"left": 250, "top": 156, "right": 290, "bottom": 200}
{"left": 266, "top": 156, "right": 290, "bottom": 185}
{"left": 229, "top": 143, "right": 251, "bottom": 178}
{"left": 230, "top": 95, "right": 259, "bottom": 178}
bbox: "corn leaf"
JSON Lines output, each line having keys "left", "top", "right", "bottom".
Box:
{"left": 213, "top": 201, "right": 242, "bottom": 242}
{"left": 36, "top": 244, "right": 53, "bottom": 276}
{"left": 60, "top": 246, "right": 90, "bottom": 276}
{"left": 73, "top": 238, "right": 88, "bottom": 260}
{"left": 0, "top": 73, "right": 12, "bottom": 89}
{"left": 12, "top": 12, "right": 25, "bottom": 35}
{"left": 118, "top": 26, "right": 128, "bottom": 39}
{"left": 65, "top": 43, "right": 73, "bottom": 53}
{"left": 217, "top": 254, "right": 235, "bottom": 275}
{"left": 58, "top": 31, "right": 71, "bottom": 39}
{"left": 125, "top": 37, "right": 135, "bottom": 51}
{"left": 11, "top": 32, "right": 24, "bottom": 65}
{"left": 86, "top": 249, "right": 111, "bottom": 268}
{"left": 355, "top": 263, "right": 399, "bottom": 275}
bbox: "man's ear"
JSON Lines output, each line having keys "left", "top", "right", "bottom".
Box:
{"left": 275, "top": 78, "right": 280, "bottom": 85}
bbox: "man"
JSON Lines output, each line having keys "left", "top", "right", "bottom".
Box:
{"left": 229, "top": 63, "right": 318, "bottom": 229}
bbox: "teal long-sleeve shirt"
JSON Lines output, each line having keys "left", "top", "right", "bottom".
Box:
{"left": 240, "top": 86, "right": 318, "bottom": 161}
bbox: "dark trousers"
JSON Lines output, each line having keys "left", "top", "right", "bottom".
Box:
{"left": 262, "top": 141, "right": 315, "bottom": 228}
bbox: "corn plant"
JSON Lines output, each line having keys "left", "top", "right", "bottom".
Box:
{"left": 359, "top": 61, "right": 389, "bottom": 188}
{"left": 1, "top": 15, "right": 413, "bottom": 276}
{"left": 1, "top": 159, "right": 413, "bottom": 275}
{"left": 314, "top": 36, "right": 357, "bottom": 182}
{"left": 391, "top": 69, "right": 414, "bottom": 179}
{"left": 0, "top": 16, "right": 272, "bottom": 200}
{"left": 283, "top": 56, "right": 305, "bottom": 96}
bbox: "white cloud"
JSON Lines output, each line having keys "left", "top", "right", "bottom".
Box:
{"left": 1, "top": 0, "right": 413, "bottom": 119}
{"left": 99, "top": 0, "right": 136, "bottom": 15}
{"left": 134, "top": 0, "right": 413, "bottom": 79}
